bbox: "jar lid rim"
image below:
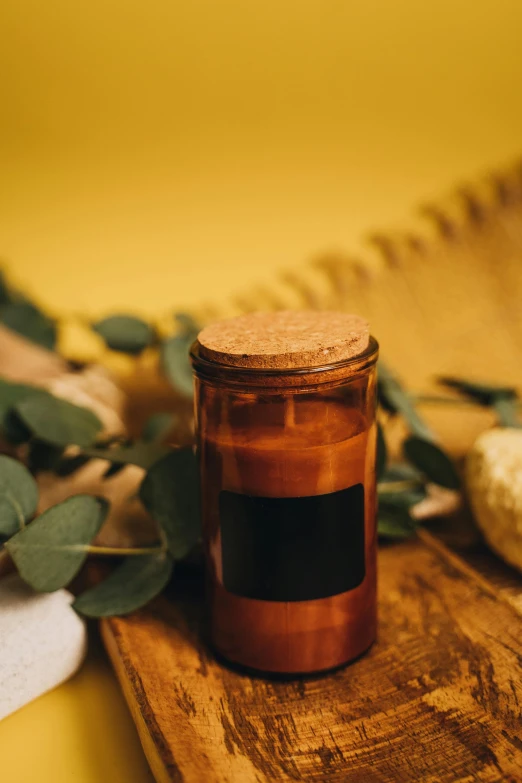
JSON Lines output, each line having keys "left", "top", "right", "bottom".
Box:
{"left": 196, "top": 310, "right": 370, "bottom": 370}
{"left": 191, "top": 335, "right": 379, "bottom": 386}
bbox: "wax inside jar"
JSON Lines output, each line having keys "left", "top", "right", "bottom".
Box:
{"left": 224, "top": 393, "right": 365, "bottom": 446}
{"left": 199, "top": 390, "right": 377, "bottom": 674}
{"left": 202, "top": 394, "right": 368, "bottom": 497}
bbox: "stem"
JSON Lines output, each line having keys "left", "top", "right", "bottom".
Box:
{"left": 378, "top": 479, "right": 423, "bottom": 493}
{"left": 6, "top": 493, "right": 26, "bottom": 531}
{"left": 413, "top": 394, "right": 479, "bottom": 408}
{"left": 85, "top": 544, "right": 166, "bottom": 556}
{"left": 493, "top": 396, "right": 522, "bottom": 428}
{"left": 156, "top": 524, "right": 169, "bottom": 552}
{"left": 9, "top": 543, "right": 168, "bottom": 555}
{"left": 414, "top": 393, "right": 522, "bottom": 413}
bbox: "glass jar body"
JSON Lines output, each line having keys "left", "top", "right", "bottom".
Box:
{"left": 192, "top": 339, "right": 378, "bottom": 675}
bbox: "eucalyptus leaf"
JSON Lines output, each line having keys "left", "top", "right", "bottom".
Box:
{"left": 438, "top": 376, "right": 517, "bottom": 406}
{"left": 0, "top": 301, "right": 57, "bottom": 350}
{"left": 378, "top": 486, "right": 426, "bottom": 509}
{"left": 6, "top": 495, "right": 109, "bottom": 592}
{"left": 380, "top": 463, "right": 423, "bottom": 483}
{"left": 0, "top": 378, "right": 39, "bottom": 414}
{"left": 174, "top": 312, "right": 199, "bottom": 334}
{"left": 139, "top": 447, "right": 201, "bottom": 559}
{"left": 3, "top": 410, "right": 33, "bottom": 444}
{"left": 161, "top": 334, "right": 196, "bottom": 398}
{"left": 378, "top": 363, "right": 434, "bottom": 441}
{"left": 0, "top": 378, "right": 47, "bottom": 441}
{"left": 437, "top": 378, "right": 522, "bottom": 427}
{"left": 73, "top": 553, "right": 173, "bottom": 617}
{"left": 0, "top": 271, "right": 13, "bottom": 305}
{"left": 82, "top": 441, "right": 171, "bottom": 471}
{"left": 376, "top": 423, "right": 387, "bottom": 480}
{"left": 403, "top": 436, "right": 460, "bottom": 490}
{"left": 92, "top": 315, "right": 156, "bottom": 355}
{"left": 378, "top": 505, "right": 418, "bottom": 539}
{"left": 15, "top": 393, "right": 102, "bottom": 448}
{"left": 0, "top": 455, "right": 39, "bottom": 538}
{"left": 142, "top": 412, "right": 176, "bottom": 443}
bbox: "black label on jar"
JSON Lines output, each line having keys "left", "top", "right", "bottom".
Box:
{"left": 219, "top": 484, "right": 365, "bottom": 602}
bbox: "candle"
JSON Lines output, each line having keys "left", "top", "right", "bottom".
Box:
{"left": 192, "top": 311, "right": 378, "bottom": 675}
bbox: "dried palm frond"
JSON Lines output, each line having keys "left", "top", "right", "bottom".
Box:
{"left": 198, "top": 159, "right": 522, "bottom": 402}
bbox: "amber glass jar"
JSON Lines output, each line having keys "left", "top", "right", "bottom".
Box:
{"left": 191, "top": 311, "right": 378, "bottom": 675}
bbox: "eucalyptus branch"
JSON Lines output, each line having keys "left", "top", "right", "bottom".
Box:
{"left": 378, "top": 363, "right": 435, "bottom": 441}
{"left": 437, "top": 377, "right": 522, "bottom": 429}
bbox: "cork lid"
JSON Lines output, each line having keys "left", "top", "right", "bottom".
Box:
{"left": 197, "top": 311, "right": 370, "bottom": 369}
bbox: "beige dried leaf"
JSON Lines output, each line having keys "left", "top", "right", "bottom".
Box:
{"left": 0, "top": 324, "right": 66, "bottom": 384}
{"left": 37, "top": 460, "right": 156, "bottom": 549}
{"left": 411, "top": 484, "right": 462, "bottom": 521}
{"left": 45, "top": 365, "right": 126, "bottom": 440}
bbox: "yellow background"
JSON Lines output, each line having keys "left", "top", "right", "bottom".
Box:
{"left": 1, "top": 1, "right": 522, "bottom": 781}
{"left": 2, "top": 1, "right": 522, "bottom": 319}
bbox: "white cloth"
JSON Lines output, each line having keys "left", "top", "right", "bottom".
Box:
{"left": 0, "top": 574, "right": 87, "bottom": 721}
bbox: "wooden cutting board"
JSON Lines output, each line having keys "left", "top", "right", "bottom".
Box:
{"left": 100, "top": 166, "right": 522, "bottom": 782}
{"left": 101, "top": 530, "right": 522, "bottom": 783}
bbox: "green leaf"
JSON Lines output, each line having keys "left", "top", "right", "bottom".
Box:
{"left": 92, "top": 315, "right": 156, "bottom": 355}
{"left": 161, "top": 313, "right": 199, "bottom": 398}
{"left": 0, "top": 271, "right": 13, "bottom": 305}
{"left": 0, "top": 378, "right": 47, "bottom": 441}
{"left": 0, "top": 455, "right": 39, "bottom": 538}
{"left": 378, "top": 486, "right": 426, "bottom": 510}
{"left": 438, "top": 376, "right": 517, "bottom": 406}
{"left": 376, "top": 423, "right": 387, "bottom": 480}
{"left": 378, "top": 504, "right": 417, "bottom": 539}
{"left": 161, "top": 334, "right": 196, "bottom": 398}
{"left": 3, "top": 410, "right": 33, "bottom": 444}
{"left": 14, "top": 393, "right": 102, "bottom": 448}
{"left": 174, "top": 312, "right": 199, "bottom": 334}
{"left": 0, "top": 378, "right": 39, "bottom": 413}
{"left": 142, "top": 412, "right": 176, "bottom": 443}
{"left": 82, "top": 441, "right": 171, "bottom": 471}
{"left": 403, "top": 436, "right": 460, "bottom": 490}
{"left": 73, "top": 553, "right": 173, "bottom": 617}
{"left": 6, "top": 495, "right": 109, "bottom": 592}
{"left": 0, "top": 301, "right": 57, "bottom": 350}
{"left": 378, "top": 363, "right": 434, "bottom": 441}
{"left": 380, "top": 463, "right": 423, "bottom": 483}
{"left": 139, "top": 447, "right": 201, "bottom": 559}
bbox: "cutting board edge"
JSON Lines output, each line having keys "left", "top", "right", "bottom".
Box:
{"left": 101, "top": 620, "right": 178, "bottom": 783}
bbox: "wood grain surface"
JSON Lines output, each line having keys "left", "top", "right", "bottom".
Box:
{"left": 101, "top": 531, "right": 522, "bottom": 783}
